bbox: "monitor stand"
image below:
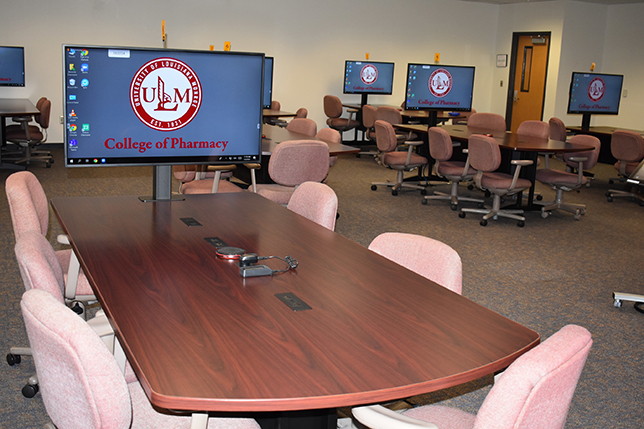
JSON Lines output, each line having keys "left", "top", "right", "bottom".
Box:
{"left": 139, "top": 165, "right": 185, "bottom": 202}
{"left": 360, "top": 93, "right": 369, "bottom": 108}
{"left": 581, "top": 113, "right": 591, "bottom": 131}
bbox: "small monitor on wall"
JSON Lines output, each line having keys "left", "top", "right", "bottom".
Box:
{"left": 0, "top": 46, "right": 25, "bottom": 87}
{"left": 567, "top": 71, "right": 623, "bottom": 115}
{"left": 263, "top": 56, "right": 273, "bottom": 109}
{"left": 62, "top": 45, "right": 264, "bottom": 167}
{"left": 405, "top": 63, "right": 475, "bottom": 111}
{"left": 343, "top": 60, "right": 395, "bottom": 96}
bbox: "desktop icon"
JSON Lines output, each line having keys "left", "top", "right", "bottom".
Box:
{"left": 69, "top": 124, "right": 77, "bottom": 132}
{"left": 69, "top": 64, "right": 76, "bottom": 71}
{"left": 81, "top": 63, "right": 89, "bottom": 72}
{"left": 69, "top": 79, "right": 76, "bottom": 86}
{"left": 69, "top": 109, "right": 77, "bottom": 117}
{"left": 82, "top": 124, "right": 90, "bottom": 133}
{"left": 69, "top": 95, "right": 76, "bottom": 101}
{"left": 69, "top": 139, "right": 78, "bottom": 147}
{"left": 81, "top": 49, "right": 89, "bottom": 57}
{"left": 68, "top": 48, "right": 75, "bottom": 55}
{"left": 81, "top": 78, "right": 89, "bottom": 87}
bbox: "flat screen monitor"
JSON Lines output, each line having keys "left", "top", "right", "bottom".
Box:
{"left": 0, "top": 46, "right": 25, "bottom": 87}
{"left": 62, "top": 45, "right": 264, "bottom": 168}
{"left": 567, "top": 71, "right": 623, "bottom": 115}
{"left": 343, "top": 60, "right": 394, "bottom": 105}
{"left": 263, "top": 56, "right": 273, "bottom": 109}
{"left": 404, "top": 63, "right": 475, "bottom": 111}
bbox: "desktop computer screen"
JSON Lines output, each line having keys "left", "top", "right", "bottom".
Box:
{"left": 567, "top": 71, "right": 623, "bottom": 115}
{"left": 263, "top": 56, "right": 273, "bottom": 109}
{"left": 0, "top": 46, "right": 25, "bottom": 87}
{"left": 405, "top": 63, "right": 475, "bottom": 111}
{"left": 62, "top": 45, "right": 263, "bottom": 167}
{"left": 343, "top": 60, "right": 395, "bottom": 95}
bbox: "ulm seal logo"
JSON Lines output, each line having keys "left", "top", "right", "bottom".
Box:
{"left": 360, "top": 64, "right": 378, "bottom": 85}
{"left": 587, "top": 77, "right": 605, "bottom": 103}
{"left": 130, "top": 58, "right": 201, "bottom": 131}
{"left": 428, "top": 68, "right": 453, "bottom": 98}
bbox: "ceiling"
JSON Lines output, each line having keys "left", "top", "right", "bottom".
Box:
{"left": 459, "top": 0, "right": 644, "bottom": 4}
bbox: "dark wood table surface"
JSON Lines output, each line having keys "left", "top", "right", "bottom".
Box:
{"left": 263, "top": 109, "right": 297, "bottom": 118}
{"left": 51, "top": 193, "right": 539, "bottom": 419}
{"left": 262, "top": 124, "right": 359, "bottom": 156}
{"left": 0, "top": 98, "right": 39, "bottom": 170}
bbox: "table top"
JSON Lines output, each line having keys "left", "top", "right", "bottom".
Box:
{"left": 262, "top": 124, "right": 359, "bottom": 156}
{"left": 263, "top": 109, "right": 297, "bottom": 118}
{"left": 341, "top": 103, "right": 461, "bottom": 121}
{"left": 566, "top": 125, "right": 644, "bottom": 137}
{"left": 0, "top": 98, "right": 39, "bottom": 117}
{"left": 51, "top": 193, "right": 539, "bottom": 414}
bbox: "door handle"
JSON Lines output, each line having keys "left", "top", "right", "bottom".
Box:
{"left": 513, "top": 90, "right": 519, "bottom": 102}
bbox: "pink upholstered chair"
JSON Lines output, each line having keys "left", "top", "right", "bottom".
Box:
{"left": 286, "top": 117, "right": 317, "bottom": 136}
{"left": 5, "top": 171, "right": 94, "bottom": 311}
{"left": 362, "top": 104, "right": 377, "bottom": 142}
{"left": 323, "top": 95, "right": 359, "bottom": 141}
{"left": 466, "top": 112, "right": 506, "bottom": 132}
{"left": 255, "top": 140, "right": 330, "bottom": 205}
{"left": 536, "top": 135, "right": 601, "bottom": 219}
{"left": 21, "top": 289, "right": 261, "bottom": 429}
{"left": 606, "top": 130, "right": 644, "bottom": 205}
{"left": 5, "top": 97, "right": 53, "bottom": 167}
{"left": 294, "top": 107, "right": 308, "bottom": 118}
{"left": 368, "top": 232, "right": 462, "bottom": 294}
{"left": 376, "top": 106, "right": 417, "bottom": 142}
{"left": 287, "top": 182, "right": 338, "bottom": 231}
{"left": 352, "top": 324, "right": 592, "bottom": 429}
{"left": 370, "top": 120, "right": 427, "bottom": 196}
{"left": 517, "top": 120, "right": 550, "bottom": 139}
{"left": 179, "top": 165, "right": 244, "bottom": 195}
{"left": 423, "top": 127, "right": 483, "bottom": 210}
{"left": 458, "top": 134, "right": 532, "bottom": 227}
{"left": 549, "top": 117, "right": 568, "bottom": 142}
{"left": 316, "top": 128, "right": 341, "bottom": 168}
{"left": 172, "top": 164, "right": 235, "bottom": 193}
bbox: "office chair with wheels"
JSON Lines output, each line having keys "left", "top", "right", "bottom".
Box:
{"left": 376, "top": 106, "right": 417, "bottom": 143}
{"left": 294, "top": 107, "right": 308, "bottom": 118}
{"left": 173, "top": 164, "right": 235, "bottom": 193}
{"left": 370, "top": 120, "right": 427, "bottom": 196}
{"left": 458, "top": 134, "right": 532, "bottom": 227}
{"left": 256, "top": 140, "right": 330, "bottom": 205}
{"left": 368, "top": 232, "right": 462, "bottom": 294}
{"left": 287, "top": 181, "right": 338, "bottom": 231}
{"left": 264, "top": 100, "right": 288, "bottom": 127}
{"left": 352, "top": 324, "right": 592, "bottom": 429}
{"left": 323, "top": 95, "right": 359, "bottom": 141}
{"left": 21, "top": 289, "right": 261, "bottom": 429}
{"left": 422, "top": 127, "right": 483, "bottom": 210}
{"left": 605, "top": 130, "right": 644, "bottom": 205}
{"left": 316, "top": 127, "right": 342, "bottom": 168}
{"left": 5, "top": 97, "right": 53, "bottom": 167}
{"left": 536, "top": 135, "right": 601, "bottom": 219}
{"left": 285, "top": 117, "right": 317, "bottom": 136}
{"left": 466, "top": 112, "right": 506, "bottom": 132}
{"left": 357, "top": 104, "right": 379, "bottom": 158}
{"left": 549, "top": 117, "right": 568, "bottom": 142}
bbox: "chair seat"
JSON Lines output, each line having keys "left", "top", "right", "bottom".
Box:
{"left": 56, "top": 249, "right": 94, "bottom": 297}
{"left": 614, "top": 160, "right": 640, "bottom": 176}
{"left": 535, "top": 169, "right": 588, "bottom": 187}
{"left": 403, "top": 404, "right": 476, "bottom": 429}
{"left": 480, "top": 171, "right": 531, "bottom": 192}
{"left": 383, "top": 151, "right": 427, "bottom": 168}
{"left": 256, "top": 184, "right": 296, "bottom": 205}
{"left": 181, "top": 179, "right": 243, "bottom": 194}
{"left": 6, "top": 125, "right": 44, "bottom": 142}
{"left": 326, "top": 117, "right": 359, "bottom": 130}
{"left": 437, "top": 161, "right": 476, "bottom": 179}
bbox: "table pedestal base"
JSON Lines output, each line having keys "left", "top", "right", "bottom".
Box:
{"left": 256, "top": 408, "right": 336, "bottom": 429}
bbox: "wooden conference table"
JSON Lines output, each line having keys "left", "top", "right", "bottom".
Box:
{"left": 51, "top": 192, "right": 540, "bottom": 429}
{"left": 566, "top": 125, "right": 644, "bottom": 165}
{"left": 262, "top": 108, "right": 297, "bottom": 119}
{"left": 0, "top": 98, "right": 39, "bottom": 170}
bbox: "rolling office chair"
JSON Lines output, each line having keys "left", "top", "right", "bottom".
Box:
{"left": 357, "top": 104, "right": 379, "bottom": 158}
{"left": 287, "top": 181, "right": 338, "bottom": 231}
{"left": 294, "top": 107, "right": 308, "bottom": 118}
{"left": 376, "top": 106, "right": 418, "bottom": 143}
{"left": 605, "top": 130, "right": 644, "bottom": 206}
{"left": 5, "top": 97, "right": 53, "bottom": 167}
{"left": 458, "top": 134, "right": 532, "bottom": 227}
{"left": 466, "top": 112, "right": 507, "bottom": 132}
{"left": 323, "top": 95, "right": 359, "bottom": 141}
{"left": 422, "top": 127, "right": 484, "bottom": 211}
{"left": 316, "top": 127, "right": 342, "bottom": 169}
{"left": 536, "top": 135, "right": 601, "bottom": 220}
{"left": 352, "top": 324, "right": 592, "bottom": 429}
{"left": 285, "top": 117, "right": 317, "bottom": 136}
{"left": 370, "top": 120, "right": 427, "bottom": 196}
{"left": 172, "top": 164, "right": 236, "bottom": 193}
{"left": 20, "top": 289, "right": 261, "bottom": 429}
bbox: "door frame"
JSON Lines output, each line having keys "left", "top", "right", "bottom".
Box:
{"left": 504, "top": 31, "right": 551, "bottom": 130}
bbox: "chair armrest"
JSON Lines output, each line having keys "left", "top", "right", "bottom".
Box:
{"left": 509, "top": 159, "right": 533, "bottom": 191}
{"left": 205, "top": 164, "right": 237, "bottom": 172}
{"left": 352, "top": 405, "right": 439, "bottom": 429}
{"left": 404, "top": 141, "right": 424, "bottom": 165}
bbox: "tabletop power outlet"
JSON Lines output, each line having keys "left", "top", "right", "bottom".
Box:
{"left": 240, "top": 265, "right": 273, "bottom": 277}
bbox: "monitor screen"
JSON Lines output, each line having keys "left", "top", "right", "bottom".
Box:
{"left": 263, "top": 56, "right": 273, "bottom": 109}
{"left": 63, "top": 45, "right": 263, "bottom": 167}
{"left": 567, "top": 71, "right": 623, "bottom": 115}
{"left": 0, "top": 46, "right": 25, "bottom": 87}
{"left": 404, "top": 64, "right": 475, "bottom": 111}
{"left": 343, "top": 60, "right": 395, "bottom": 95}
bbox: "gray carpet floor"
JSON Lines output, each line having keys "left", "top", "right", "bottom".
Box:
{"left": 1, "top": 146, "right": 643, "bottom": 428}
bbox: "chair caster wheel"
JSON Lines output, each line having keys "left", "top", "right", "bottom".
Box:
{"left": 607, "top": 196, "right": 613, "bottom": 202}
{"left": 22, "top": 383, "right": 39, "bottom": 398}
{"left": 71, "top": 301, "right": 85, "bottom": 315}
{"left": 420, "top": 189, "right": 427, "bottom": 196}
{"left": 7, "top": 353, "right": 21, "bottom": 366}
{"left": 614, "top": 299, "right": 622, "bottom": 308}
{"left": 640, "top": 200, "right": 644, "bottom": 207}
{"left": 477, "top": 203, "right": 485, "bottom": 209}
{"left": 608, "top": 179, "right": 614, "bottom": 184}
{"left": 536, "top": 195, "right": 543, "bottom": 201}
{"left": 480, "top": 219, "right": 488, "bottom": 226}
{"left": 391, "top": 190, "right": 398, "bottom": 196}
{"left": 421, "top": 199, "right": 428, "bottom": 205}
{"left": 541, "top": 211, "right": 549, "bottom": 219}
{"left": 371, "top": 185, "right": 377, "bottom": 191}
{"left": 458, "top": 212, "right": 466, "bottom": 219}
{"left": 451, "top": 204, "right": 457, "bottom": 211}
{"left": 356, "top": 154, "right": 361, "bottom": 158}
{"left": 574, "top": 211, "right": 581, "bottom": 220}
{"left": 484, "top": 190, "right": 491, "bottom": 198}
{"left": 45, "top": 162, "right": 51, "bottom": 168}
{"left": 517, "top": 221, "right": 525, "bottom": 227}
{"left": 467, "top": 184, "right": 474, "bottom": 190}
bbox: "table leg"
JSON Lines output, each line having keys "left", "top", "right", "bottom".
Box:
{"left": 255, "top": 408, "right": 337, "bottom": 429}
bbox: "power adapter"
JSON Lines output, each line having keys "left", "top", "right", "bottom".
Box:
{"left": 240, "top": 265, "right": 273, "bottom": 278}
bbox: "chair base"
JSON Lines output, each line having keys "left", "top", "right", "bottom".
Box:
{"left": 460, "top": 195, "right": 525, "bottom": 227}
{"left": 423, "top": 181, "right": 484, "bottom": 210}
{"left": 613, "top": 292, "right": 644, "bottom": 312}
{"left": 371, "top": 181, "right": 426, "bottom": 196}
{"left": 539, "top": 188, "right": 586, "bottom": 220}
{"left": 606, "top": 188, "right": 644, "bottom": 206}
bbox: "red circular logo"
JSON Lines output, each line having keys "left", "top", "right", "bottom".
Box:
{"left": 360, "top": 64, "right": 378, "bottom": 85}
{"left": 428, "top": 68, "right": 453, "bottom": 98}
{"left": 130, "top": 58, "right": 201, "bottom": 131}
{"left": 587, "top": 77, "right": 605, "bottom": 102}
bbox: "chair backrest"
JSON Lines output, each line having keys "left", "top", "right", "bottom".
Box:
{"left": 270, "top": 100, "right": 281, "bottom": 110}
{"left": 316, "top": 128, "right": 341, "bottom": 144}
{"left": 428, "top": 127, "right": 454, "bottom": 162}
{"left": 21, "top": 289, "right": 132, "bottom": 429}
{"left": 474, "top": 324, "right": 592, "bottom": 429}
{"left": 286, "top": 118, "right": 317, "bottom": 137}
{"left": 35, "top": 98, "right": 51, "bottom": 129}
{"left": 5, "top": 171, "right": 49, "bottom": 239}
{"left": 362, "top": 104, "right": 377, "bottom": 129}
{"left": 375, "top": 106, "right": 403, "bottom": 125}
{"left": 549, "top": 117, "right": 567, "bottom": 141}
{"left": 268, "top": 140, "right": 330, "bottom": 186}
{"left": 468, "top": 134, "right": 502, "bottom": 173}
{"left": 323, "top": 95, "right": 343, "bottom": 118}
{"left": 610, "top": 130, "right": 644, "bottom": 163}
{"left": 374, "top": 120, "right": 398, "bottom": 153}
{"left": 368, "top": 232, "right": 462, "bottom": 294}
{"left": 295, "top": 107, "right": 308, "bottom": 118}
{"left": 467, "top": 112, "right": 506, "bottom": 132}
{"left": 563, "top": 135, "right": 601, "bottom": 170}
{"left": 517, "top": 120, "right": 549, "bottom": 139}
{"left": 287, "top": 182, "right": 338, "bottom": 230}
{"left": 14, "top": 231, "right": 66, "bottom": 302}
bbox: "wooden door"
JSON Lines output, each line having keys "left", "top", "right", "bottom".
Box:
{"left": 509, "top": 35, "right": 550, "bottom": 132}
